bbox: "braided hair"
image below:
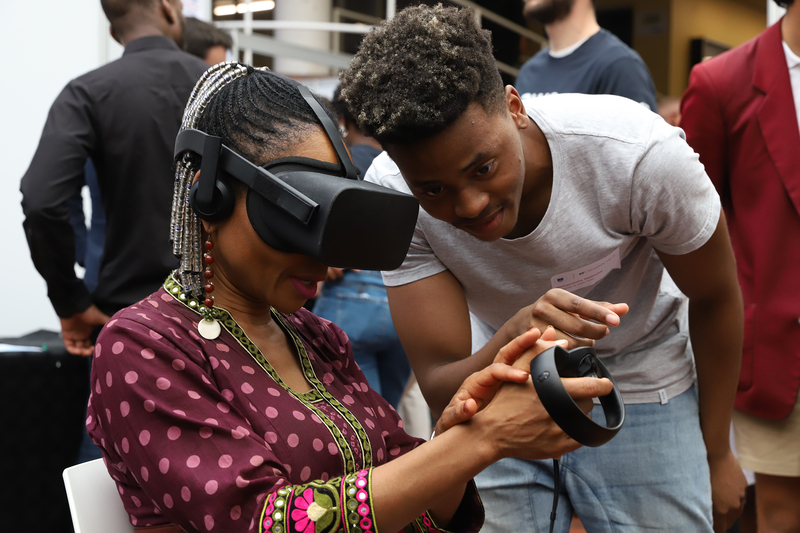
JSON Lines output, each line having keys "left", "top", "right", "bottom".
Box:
{"left": 170, "top": 61, "right": 335, "bottom": 300}
{"left": 340, "top": 4, "right": 505, "bottom": 145}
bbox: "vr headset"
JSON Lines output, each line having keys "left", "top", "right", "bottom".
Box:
{"left": 173, "top": 84, "right": 419, "bottom": 271}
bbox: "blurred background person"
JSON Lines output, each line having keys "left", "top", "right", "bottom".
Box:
{"left": 184, "top": 15, "right": 232, "bottom": 65}
{"left": 312, "top": 84, "right": 411, "bottom": 410}
{"left": 19, "top": 0, "right": 207, "bottom": 462}
{"left": 516, "top": 0, "right": 656, "bottom": 111}
{"left": 657, "top": 96, "right": 681, "bottom": 127}
{"left": 681, "top": 1, "right": 800, "bottom": 531}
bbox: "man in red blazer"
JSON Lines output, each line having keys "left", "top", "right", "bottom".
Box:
{"left": 681, "top": 1, "right": 800, "bottom": 529}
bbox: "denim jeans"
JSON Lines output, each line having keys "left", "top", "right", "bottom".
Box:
{"left": 313, "top": 271, "right": 411, "bottom": 408}
{"left": 474, "top": 386, "right": 713, "bottom": 532}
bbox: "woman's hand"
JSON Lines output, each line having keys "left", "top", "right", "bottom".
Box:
{"left": 435, "top": 327, "right": 612, "bottom": 440}
{"left": 500, "top": 289, "right": 629, "bottom": 349}
{"left": 473, "top": 366, "right": 614, "bottom": 462}
{"left": 435, "top": 327, "right": 560, "bottom": 435}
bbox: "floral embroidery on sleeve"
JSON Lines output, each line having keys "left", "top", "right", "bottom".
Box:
{"left": 261, "top": 469, "right": 376, "bottom": 533}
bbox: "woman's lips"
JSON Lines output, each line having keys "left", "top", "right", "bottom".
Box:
{"left": 290, "top": 277, "right": 321, "bottom": 299}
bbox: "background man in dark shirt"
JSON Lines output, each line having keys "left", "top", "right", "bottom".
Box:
{"left": 184, "top": 16, "right": 232, "bottom": 65}
{"left": 516, "top": 0, "right": 656, "bottom": 111}
{"left": 20, "top": 0, "right": 208, "bottom": 356}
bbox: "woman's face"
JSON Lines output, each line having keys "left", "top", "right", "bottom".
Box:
{"left": 207, "top": 128, "right": 336, "bottom": 315}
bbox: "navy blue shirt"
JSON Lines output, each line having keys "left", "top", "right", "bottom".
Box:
{"left": 515, "top": 29, "right": 657, "bottom": 111}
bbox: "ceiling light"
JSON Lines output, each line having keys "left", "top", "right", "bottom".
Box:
{"left": 214, "top": 1, "right": 275, "bottom": 16}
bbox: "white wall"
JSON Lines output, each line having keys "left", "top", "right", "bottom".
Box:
{"left": 0, "top": 0, "right": 122, "bottom": 337}
{"left": 768, "top": 1, "right": 787, "bottom": 26}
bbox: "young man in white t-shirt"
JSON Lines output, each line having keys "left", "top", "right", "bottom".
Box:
{"left": 341, "top": 4, "right": 746, "bottom": 532}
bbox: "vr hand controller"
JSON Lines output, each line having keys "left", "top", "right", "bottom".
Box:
{"left": 530, "top": 346, "right": 625, "bottom": 447}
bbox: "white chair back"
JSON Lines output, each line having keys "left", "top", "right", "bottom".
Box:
{"left": 63, "top": 458, "right": 135, "bottom": 533}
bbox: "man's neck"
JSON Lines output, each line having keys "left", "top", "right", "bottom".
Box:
{"left": 783, "top": 4, "right": 800, "bottom": 57}
{"left": 119, "top": 27, "right": 169, "bottom": 47}
{"left": 545, "top": 3, "right": 601, "bottom": 53}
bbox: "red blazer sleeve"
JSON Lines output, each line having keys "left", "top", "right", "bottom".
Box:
{"left": 680, "top": 63, "right": 728, "bottom": 197}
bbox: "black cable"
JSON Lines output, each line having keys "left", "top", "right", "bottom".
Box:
{"left": 549, "top": 458, "right": 560, "bottom": 533}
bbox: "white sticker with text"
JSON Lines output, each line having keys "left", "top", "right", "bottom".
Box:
{"left": 550, "top": 248, "right": 621, "bottom": 292}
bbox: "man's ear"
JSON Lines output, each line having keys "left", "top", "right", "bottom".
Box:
{"left": 160, "top": 0, "right": 177, "bottom": 25}
{"left": 109, "top": 25, "right": 121, "bottom": 45}
{"left": 505, "top": 85, "right": 529, "bottom": 130}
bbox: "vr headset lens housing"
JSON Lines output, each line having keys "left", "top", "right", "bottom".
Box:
{"left": 175, "top": 84, "right": 419, "bottom": 271}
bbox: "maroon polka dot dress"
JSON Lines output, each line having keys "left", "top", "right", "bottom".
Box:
{"left": 87, "top": 276, "right": 483, "bottom": 533}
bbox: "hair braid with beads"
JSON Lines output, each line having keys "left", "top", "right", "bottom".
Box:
{"left": 170, "top": 61, "right": 336, "bottom": 301}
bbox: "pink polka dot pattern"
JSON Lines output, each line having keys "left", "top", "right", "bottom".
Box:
{"left": 84, "top": 290, "right": 452, "bottom": 532}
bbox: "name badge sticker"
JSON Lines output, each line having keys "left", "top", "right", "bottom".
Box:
{"left": 551, "top": 248, "right": 621, "bottom": 291}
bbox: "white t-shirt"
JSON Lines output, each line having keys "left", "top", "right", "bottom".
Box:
{"left": 365, "top": 94, "right": 721, "bottom": 404}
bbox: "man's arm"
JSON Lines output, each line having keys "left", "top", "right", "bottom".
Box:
{"left": 20, "top": 81, "right": 109, "bottom": 354}
{"left": 656, "top": 213, "right": 746, "bottom": 532}
{"left": 387, "top": 269, "right": 627, "bottom": 416}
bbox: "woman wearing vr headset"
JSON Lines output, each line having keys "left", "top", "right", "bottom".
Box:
{"left": 84, "top": 62, "right": 612, "bottom": 533}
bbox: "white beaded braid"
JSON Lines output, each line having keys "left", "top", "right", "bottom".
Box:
{"left": 170, "top": 62, "right": 266, "bottom": 302}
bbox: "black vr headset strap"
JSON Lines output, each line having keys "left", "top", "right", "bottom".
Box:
{"left": 175, "top": 129, "right": 319, "bottom": 224}
{"left": 297, "top": 85, "right": 361, "bottom": 181}
{"left": 195, "top": 134, "right": 222, "bottom": 209}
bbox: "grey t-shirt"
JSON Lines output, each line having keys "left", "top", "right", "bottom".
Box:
{"left": 365, "top": 94, "right": 721, "bottom": 404}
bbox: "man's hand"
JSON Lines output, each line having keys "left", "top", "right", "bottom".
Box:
{"left": 709, "top": 450, "right": 746, "bottom": 532}
{"left": 502, "top": 289, "right": 629, "bottom": 349}
{"left": 60, "top": 305, "right": 110, "bottom": 356}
